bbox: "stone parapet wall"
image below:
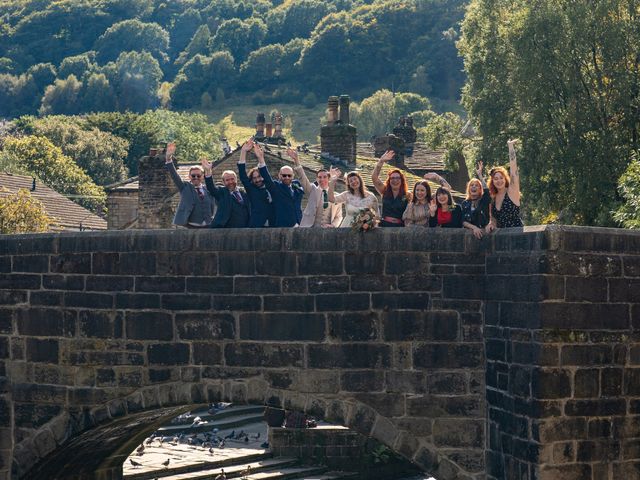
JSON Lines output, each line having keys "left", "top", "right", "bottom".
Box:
{"left": 0, "top": 226, "right": 638, "bottom": 480}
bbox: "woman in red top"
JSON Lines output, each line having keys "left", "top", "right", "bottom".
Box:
{"left": 428, "top": 186, "right": 462, "bottom": 228}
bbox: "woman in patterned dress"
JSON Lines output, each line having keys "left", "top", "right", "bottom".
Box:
{"left": 486, "top": 139, "right": 524, "bottom": 231}
{"left": 402, "top": 180, "right": 432, "bottom": 227}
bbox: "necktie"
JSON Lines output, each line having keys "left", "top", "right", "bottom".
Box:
{"left": 322, "top": 189, "right": 328, "bottom": 209}
{"left": 289, "top": 186, "right": 294, "bottom": 197}
{"left": 232, "top": 190, "right": 243, "bottom": 204}
{"left": 197, "top": 188, "right": 204, "bottom": 200}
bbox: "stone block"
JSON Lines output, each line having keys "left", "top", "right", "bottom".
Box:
{"left": 16, "top": 308, "right": 75, "bottom": 337}
{"left": 433, "top": 419, "right": 484, "bottom": 448}
{"left": 148, "top": 343, "right": 190, "bottom": 365}
{"left": 263, "top": 295, "right": 315, "bottom": 312}
{"left": 135, "top": 276, "right": 185, "bottom": 293}
{"left": 442, "top": 275, "right": 485, "bottom": 299}
{"left": 186, "top": 276, "right": 234, "bottom": 294}
{"left": 383, "top": 310, "right": 458, "bottom": 341}
{"left": 413, "top": 343, "right": 483, "bottom": 369}
{"left": 565, "top": 399, "right": 626, "bottom": 416}
{"left": 372, "top": 292, "right": 430, "bottom": 310}
{"left": 125, "top": 312, "right": 173, "bottom": 340}
{"left": 577, "top": 440, "right": 621, "bottom": 462}
{"left": 192, "top": 343, "right": 223, "bottom": 365}
{"left": 12, "top": 255, "right": 49, "bottom": 273}
{"left": 161, "top": 294, "right": 211, "bottom": 310}
{"left": 85, "top": 275, "right": 134, "bottom": 292}
{"left": 176, "top": 313, "right": 235, "bottom": 340}
{"left": 234, "top": 276, "right": 281, "bottom": 294}
{"left": 156, "top": 252, "right": 217, "bottom": 276}
{"left": 344, "top": 253, "right": 385, "bottom": 274}
{"left": 218, "top": 253, "right": 256, "bottom": 275}
{"left": 0, "top": 274, "right": 41, "bottom": 290}
{"left": 256, "top": 252, "right": 297, "bottom": 276}
{"left": 624, "top": 369, "right": 640, "bottom": 395}
{"left": 307, "top": 344, "right": 391, "bottom": 369}
{"left": 565, "top": 277, "right": 607, "bottom": 302}
{"left": 115, "top": 293, "right": 160, "bottom": 309}
{"left": 540, "top": 303, "right": 629, "bottom": 329}
{"left": 350, "top": 275, "right": 397, "bottom": 292}
{"left": 282, "top": 277, "right": 307, "bottom": 293}
{"left": 397, "top": 273, "right": 442, "bottom": 292}
{"left": 386, "top": 371, "right": 427, "bottom": 394}
{"left": 328, "top": 312, "right": 378, "bottom": 341}
{"left": 408, "top": 395, "right": 483, "bottom": 418}
{"left": 50, "top": 253, "right": 91, "bottom": 274}
{"left": 212, "top": 295, "right": 261, "bottom": 311}
{"left": 297, "top": 253, "right": 344, "bottom": 275}
{"left": 29, "top": 291, "right": 62, "bottom": 306}
{"left": 385, "top": 253, "right": 429, "bottom": 274}
{"left": 340, "top": 370, "right": 384, "bottom": 392}
{"left": 531, "top": 369, "right": 572, "bottom": 399}
{"left": 316, "top": 293, "right": 370, "bottom": 311}
{"left": 79, "top": 311, "right": 122, "bottom": 339}
{"left": 64, "top": 292, "right": 113, "bottom": 309}
{"left": 308, "top": 276, "right": 349, "bottom": 293}
{"left": 225, "top": 343, "right": 303, "bottom": 367}
{"left": 427, "top": 372, "right": 467, "bottom": 395}
{"left": 601, "top": 367, "right": 623, "bottom": 396}
{"left": 42, "top": 275, "right": 83, "bottom": 290}
{"left": 561, "top": 345, "right": 613, "bottom": 365}
{"left": 239, "top": 313, "right": 325, "bottom": 341}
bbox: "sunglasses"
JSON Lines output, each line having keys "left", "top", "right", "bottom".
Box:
{"left": 280, "top": 174, "right": 293, "bottom": 178}
{"left": 190, "top": 174, "right": 202, "bottom": 178}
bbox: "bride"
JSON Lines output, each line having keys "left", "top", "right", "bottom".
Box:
{"left": 328, "top": 167, "right": 379, "bottom": 228}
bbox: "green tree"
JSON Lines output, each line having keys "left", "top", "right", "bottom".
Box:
{"left": 459, "top": 0, "right": 640, "bottom": 225}
{"left": 239, "top": 44, "right": 285, "bottom": 90}
{"left": 171, "top": 51, "right": 236, "bottom": 109}
{"left": 0, "top": 135, "right": 106, "bottom": 211}
{"left": 0, "top": 188, "right": 53, "bottom": 234}
{"left": 614, "top": 152, "right": 640, "bottom": 229}
{"left": 80, "top": 73, "right": 117, "bottom": 112}
{"left": 28, "top": 116, "right": 129, "bottom": 185}
{"left": 39, "top": 75, "right": 82, "bottom": 115}
{"left": 108, "top": 51, "right": 163, "bottom": 112}
{"left": 419, "top": 112, "right": 471, "bottom": 172}
{"left": 351, "top": 89, "right": 434, "bottom": 139}
{"left": 210, "top": 18, "right": 267, "bottom": 64}
{"left": 267, "top": 0, "right": 335, "bottom": 44}
{"left": 94, "top": 19, "right": 170, "bottom": 64}
{"left": 174, "top": 24, "right": 211, "bottom": 68}
{"left": 169, "top": 8, "right": 202, "bottom": 56}
{"left": 58, "top": 53, "right": 94, "bottom": 80}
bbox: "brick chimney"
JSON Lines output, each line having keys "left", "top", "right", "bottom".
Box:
{"left": 255, "top": 113, "right": 265, "bottom": 140}
{"left": 137, "top": 146, "right": 175, "bottom": 229}
{"left": 393, "top": 116, "right": 417, "bottom": 157}
{"left": 373, "top": 134, "right": 406, "bottom": 168}
{"left": 265, "top": 123, "right": 273, "bottom": 138}
{"left": 274, "top": 112, "right": 283, "bottom": 138}
{"left": 321, "top": 95, "right": 357, "bottom": 165}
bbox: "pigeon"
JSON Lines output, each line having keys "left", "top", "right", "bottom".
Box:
{"left": 209, "top": 446, "right": 214, "bottom": 455}
{"left": 218, "top": 439, "right": 225, "bottom": 449}
{"left": 215, "top": 469, "right": 226, "bottom": 480}
{"left": 240, "top": 465, "right": 252, "bottom": 479}
{"left": 234, "top": 430, "right": 245, "bottom": 439}
{"left": 251, "top": 433, "right": 261, "bottom": 440}
{"left": 145, "top": 437, "right": 154, "bottom": 445}
{"left": 136, "top": 444, "right": 145, "bottom": 455}
{"left": 224, "top": 430, "right": 235, "bottom": 439}
{"left": 129, "top": 459, "right": 142, "bottom": 468}
{"left": 244, "top": 436, "right": 249, "bottom": 443}
{"left": 162, "top": 458, "right": 170, "bottom": 468}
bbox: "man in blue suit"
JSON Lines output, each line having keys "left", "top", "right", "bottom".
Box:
{"left": 259, "top": 146, "right": 305, "bottom": 227}
{"left": 237, "top": 139, "right": 275, "bottom": 227}
{"left": 202, "top": 159, "right": 251, "bottom": 228}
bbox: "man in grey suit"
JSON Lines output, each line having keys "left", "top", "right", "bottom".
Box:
{"left": 290, "top": 148, "right": 343, "bottom": 228}
{"left": 164, "top": 142, "right": 215, "bottom": 228}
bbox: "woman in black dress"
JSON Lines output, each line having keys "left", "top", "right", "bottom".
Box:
{"left": 428, "top": 186, "right": 462, "bottom": 228}
{"left": 486, "top": 139, "right": 524, "bottom": 231}
{"left": 461, "top": 160, "right": 491, "bottom": 238}
{"left": 372, "top": 150, "right": 412, "bottom": 227}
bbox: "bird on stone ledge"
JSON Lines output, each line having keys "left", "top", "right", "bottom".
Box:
{"left": 240, "top": 465, "right": 252, "bottom": 479}
{"left": 129, "top": 459, "right": 142, "bottom": 468}
{"left": 136, "top": 444, "right": 145, "bottom": 456}
{"left": 215, "top": 468, "right": 226, "bottom": 480}
{"left": 162, "top": 458, "right": 170, "bottom": 468}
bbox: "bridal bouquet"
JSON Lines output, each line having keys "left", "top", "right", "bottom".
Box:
{"left": 351, "top": 207, "right": 379, "bottom": 232}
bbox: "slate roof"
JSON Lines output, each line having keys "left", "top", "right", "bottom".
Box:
{"left": 0, "top": 172, "right": 107, "bottom": 231}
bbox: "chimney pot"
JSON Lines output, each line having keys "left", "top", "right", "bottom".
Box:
{"left": 339, "top": 95, "right": 350, "bottom": 125}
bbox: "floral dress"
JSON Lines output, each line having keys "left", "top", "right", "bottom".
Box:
{"left": 333, "top": 191, "right": 380, "bottom": 228}
{"left": 491, "top": 192, "right": 523, "bottom": 228}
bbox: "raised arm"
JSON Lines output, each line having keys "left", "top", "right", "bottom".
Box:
{"left": 257, "top": 146, "right": 275, "bottom": 191}
{"left": 372, "top": 150, "right": 394, "bottom": 195}
{"left": 507, "top": 139, "right": 521, "bottom": 205}
{"left": 164, "top": 142, "right": 184, "bottom": 190}
{"left": 423, "top": 172, "right": 452, "bottom": 190}
{"left": 288, "top": 147, "right": 312, "bottom": 192}
{"left": 327, "top": 167, "right": 342, "bottom": 203}
{"left": 202, "top": 158, "right": 222, "bottom": 200}
{"left": 475, "top": 160, "right": 488, "bottom": 189}
{"left": 237, "top": 140, "right": 254, "bottom": 189}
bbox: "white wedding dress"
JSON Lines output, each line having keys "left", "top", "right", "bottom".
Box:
{"left": 333, "top": 191, "right": 380, "bottom": 228}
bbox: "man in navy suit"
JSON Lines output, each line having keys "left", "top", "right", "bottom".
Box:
{"left": 259, "top": 147, "right": 305, "bottom": 227}
{"left": 237, "top": 139, "right": 275, "bottom": 227}
{"left": 202, "top": 159, "right": 251, "bottom": 228}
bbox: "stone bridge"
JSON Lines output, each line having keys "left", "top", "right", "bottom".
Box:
{"left": 0, "top": 227, "right": 639, "bottom": 480}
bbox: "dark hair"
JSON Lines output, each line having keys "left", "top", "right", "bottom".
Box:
{"left": 412, "top": 180, "right": 431, "bottom": 204}
{"left": 248, "top": 167, "right": 260, "bottom": 181}
{"left": 346, "top": 171, "right": 366, "bottom": 198}
{"left": 435, "top": 186, "right": 454, "bottom": 207}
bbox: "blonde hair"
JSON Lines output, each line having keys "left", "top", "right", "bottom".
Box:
{"left": 465, "top": 178, "right": 484, "bottom": 201}
{"left": 221, "top": 170, "right": 237, "bottom": 178}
